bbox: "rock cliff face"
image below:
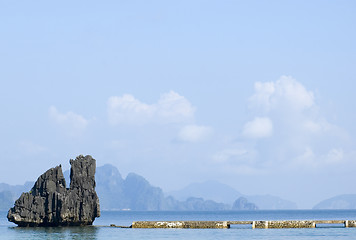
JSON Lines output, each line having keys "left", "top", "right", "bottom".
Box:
{"left": 7, "top": 155, "right": 100, "bottom": 226}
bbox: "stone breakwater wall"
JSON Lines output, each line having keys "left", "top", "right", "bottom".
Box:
{"left": 253, "top": 220, "right": 316, "bottom": 228}
{"left": 131, "top": 220, "right": 356, "bottom": 229}
{"left": 132, "top": 221, "right": 229, "bottom": 229}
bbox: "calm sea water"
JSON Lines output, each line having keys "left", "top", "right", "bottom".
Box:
{"left": 1, "top": 210, "right": 356, "bottom": 239}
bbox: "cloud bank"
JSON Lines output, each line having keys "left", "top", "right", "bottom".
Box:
{"left": 49, "top": 106, "right": 89, "bottom": 136}
{"left": 242, "top": 117, "right": 273, "bottom": 139}
{"left": 213, "top": 76, "right": 349, "bottom": 176}
{"left": 249, "top": 75, "right": 315, "bottom": 112}
{"left": 108, "top": 91, "right": 195, "bottom": 125}
{"left": 248, "top": 76, "right": 347, "bottom": 168}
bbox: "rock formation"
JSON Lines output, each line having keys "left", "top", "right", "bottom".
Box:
{"left": 7, "top": 155, "right": 100, "bottom": 226}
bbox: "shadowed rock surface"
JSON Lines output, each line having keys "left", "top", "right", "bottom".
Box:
{"left": 7, "top": 155, "right": 100, "bottom": 227}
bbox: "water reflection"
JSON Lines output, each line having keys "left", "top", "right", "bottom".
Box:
{"left": 10, "top": 226, "right": 98, "bottom": 240}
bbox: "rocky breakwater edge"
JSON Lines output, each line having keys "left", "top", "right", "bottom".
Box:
{"left": 7, "top": 155, "right": 100, "bottom": 227}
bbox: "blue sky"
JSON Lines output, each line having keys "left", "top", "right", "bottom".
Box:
{"left": 1, "top": 0, "right": 356, "bottom": 208}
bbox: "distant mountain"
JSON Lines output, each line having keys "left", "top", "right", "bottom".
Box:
{"left": 89, "top": 164, "right": 125, "bottom": 210}
{"left": 179, "top": 197, "right": 229, "bottom": 211}
{"left": 94, "top": 165, "right": 229, "bottom": 211}
{"left": 168, "top": 180, "right": 242, "bottom": 204}
{"left": 93, "top": 164, "right": 165, "bottom": 210}
{"left": 123, "top": 172, "right": 165, "bottom": 210}
{"left": 1, "top": 164, "right": 297, "bottom": 211}
{"left": 0, "top": 191, "right": 13, "bottom": 211}
{"left": 0, "top": 181, "right": 34, "bottom": 200}
{"left": 232, "top": 197, "right": 258, "bottom": 210}
{"left": 0, "top": 181, "right": 34, "bottom": 210}
{"left": 168, "top": 181, "right": 297, "bottom": 209}
{"left": 163, "top": 196, "right": 230, "bottom": 211}
{"left": 313, "top": 194, "right": 356, "bottom": 209}
{"left": 247, "top": 195, "right": 297, "bottom": 210}
{"left": 27, "top": 164, "right": 232, "bottom": 211}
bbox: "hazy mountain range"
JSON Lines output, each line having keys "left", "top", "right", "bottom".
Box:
{"left": 313, "top": 194, "right": 356, "bottom": 209}
{"left": 0, "top": 182, "right": 34, "bottom": 211}
{"left": 1, "top": 164, "right": 351, "bottom": 211}
{"left": 168, "top": 181, "right": 297, "bottom": 209}
{"left": 168, "top": 180, "right": 243, "bottom": 204}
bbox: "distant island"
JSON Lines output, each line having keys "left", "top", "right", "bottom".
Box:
{"left": 74, "top": 164, "right": 295, "bottom": 211}
{"left": 168, "top": 180, "right": 297, "bottom": 210}
{"left": 4, "top": 162, "right": 354, "bottom": 211}
{"left": 313, "top": 194, "right": 356, "bottom": 209}
{"left": 1, "top": 163, "right": 302, "bottom": 211}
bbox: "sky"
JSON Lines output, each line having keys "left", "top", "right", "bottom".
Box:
{"left": 1, "top": 0, "right": 356, "bottom": 209}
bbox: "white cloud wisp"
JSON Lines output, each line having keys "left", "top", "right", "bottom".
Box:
{"left": 178, "top": 124, "right": 213, "bottom": 142}
{"left": 242, "top": 117, "right": 273, "bottom": 139}
{"left": 250, "top": 75, "right": 315, "bottom": 112}
{"left": 49, "top": 106, "right": 89, "bottom": 137}
{"left": 235, "top": 75, "right": 351, "bottom": 173}
{"left": 108, "top": 91, "right": 195, "bottom": 125}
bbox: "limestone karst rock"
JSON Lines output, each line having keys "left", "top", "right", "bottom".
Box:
{"left": 7, "top": 155, "right": 100, "bottom": 226}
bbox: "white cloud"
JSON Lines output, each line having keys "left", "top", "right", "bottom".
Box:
{"left": 178, "top": 125, "right": 213, "bottom": 142}
{"left": 219, "top": 164, "right": 265, "bottom": 176}
{"left": 303, "top": 119, "right": 333, "bottom": 133}
{"left": 291, "top": 147, "right": 344, "bottom": 170}
{"left": 235, "top": 76, "right": 352, "bottom": 174}
{"left": 242, "top": 117, "right": 273, "bottom": 139}
{"left": 325, "top": 148, "right": 344, "bottom": 164}
{"left": 108, "top": 91, "right": 195, "bottom": 125}
{"left": 157, "top": 91, "right": 195, "bottom": 122}
{"left": 212, "top": 148, "right": 249, "bottom": 163}
{"left": 49, "top": 106, "right": 88, "bottom": 136}
{"left": 247, "top": 75, "right": 343, "bottom": 143}
{"left": 250, "top": 75, "right": 314, "bottom": 112}
{"left": 211, "top": 147, "right": 262, "bottom": 175}
{"left": 293, "top": 147, "right": 316, "bottom": 167}
{"left": 107, "top": 94, "right": 155, "bottom": 125}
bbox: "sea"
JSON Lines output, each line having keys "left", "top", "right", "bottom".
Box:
{"left": 1, "top": 210, "right": 356, "bottom": 240}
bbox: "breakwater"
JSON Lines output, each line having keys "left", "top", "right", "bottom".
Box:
{"left": 126, "top": 220, "right": 356, "bottom": 229}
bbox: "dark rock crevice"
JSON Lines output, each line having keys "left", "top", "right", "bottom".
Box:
{"left": 7, "top": 155, "right": 100, "bottom": 227}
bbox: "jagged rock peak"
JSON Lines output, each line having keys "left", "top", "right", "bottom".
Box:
{"left": 31, "top": 165, "right": 66, "bottom": 196}
{"left": 7, "top": 155, "right": 100, "bottom": 227}
{"left": 70, "top": 155, "right": 97, "bottom": 190}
